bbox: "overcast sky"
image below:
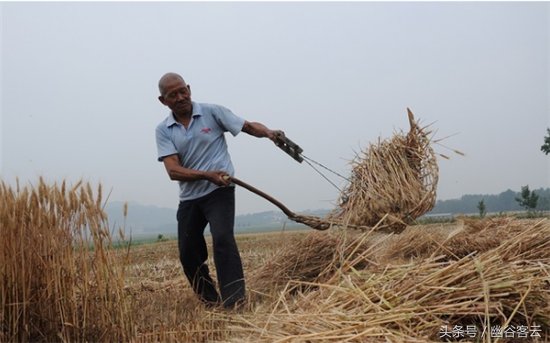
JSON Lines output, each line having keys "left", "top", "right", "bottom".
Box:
{"left": 1, "top": 2, "right": 549, "bottom": 215}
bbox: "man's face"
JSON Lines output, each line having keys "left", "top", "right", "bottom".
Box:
{"left": 158, "top": 78, "right": 192, "bottom": 116}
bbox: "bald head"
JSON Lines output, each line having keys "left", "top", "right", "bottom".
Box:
{"left": 158, "top": 72, "right": 185, "bottom": 96}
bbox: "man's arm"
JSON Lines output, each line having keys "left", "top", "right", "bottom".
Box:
{"left": 162, "top": 154, "right": 231, "bottom": 186}
{"left": 242, "top": 121, "right": 284, "bottom": 142}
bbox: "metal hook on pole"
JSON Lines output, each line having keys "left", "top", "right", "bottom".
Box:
{"left": 273, "top": 133, "right": 349, "bottom": 192}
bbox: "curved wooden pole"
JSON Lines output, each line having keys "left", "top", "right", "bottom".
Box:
{"left": 228, "top": 176, "right": 297, "bottom": 218}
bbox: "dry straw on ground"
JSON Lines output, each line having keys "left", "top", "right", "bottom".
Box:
{"left": 249, "top": 231, "right": 340, "bottom": 294}
{"left": 249, "top": 225, "right": 384, "bottom": 295}
{"left": 232, "top": 218, "right": 550, "bottom": 342}
{"left": 0, "top": 178, "right": 133, "bottom": 342}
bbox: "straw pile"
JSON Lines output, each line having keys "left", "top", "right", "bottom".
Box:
{"left": 384, "top": 217, "right": 550, "bottom": 263}
{"left": 232, "top": 218, "right": 550, "bottom": 342}
{"left": 233, "top": 108, "right": 444, "bottom": 232}
{"left": 328, "top": 109, "right": 439, "bottom": 232}
{"left": 249, "top": 232, "right": 340, "bottom": 293}
{"left": 0, "top": 178, "right": 133, "bottom": 342}
{"left": 249, "top": 230, "right": 373, "bottom": 295}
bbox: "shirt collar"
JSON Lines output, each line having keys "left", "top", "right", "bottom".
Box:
{"left": 191, "top": 101, "right": 202, "bottom": 117}
{"left": 165, "top": 101, "right": 202, "bottom": 127}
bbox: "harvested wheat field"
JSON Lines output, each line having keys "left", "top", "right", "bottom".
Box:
{"left": 121, "top": 217, "right": 549, "bottom": 343}
{"left": 2, "top": 178, "right": 550, "bottom": 342}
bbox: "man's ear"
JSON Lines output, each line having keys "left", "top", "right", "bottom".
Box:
{"left": 158, "top": 95, "right": 166, "bottom": 105}
{"left": 187, "top": 85, "right": 191, "bottom": 95}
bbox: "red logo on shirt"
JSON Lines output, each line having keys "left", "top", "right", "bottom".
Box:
{"left": 200, "top": 127, "right": 212, "bottom": 134}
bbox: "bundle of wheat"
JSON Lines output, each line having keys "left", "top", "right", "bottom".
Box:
{"left": 249, "top": 229, "right": 374, "bottom": 295}
{"left": 0, "top": 178, "right": 132, "bottom": 342}
{"left": 249, "top": 232, "right": 340, "bottom": 294}
{"left": 327, "top": 109, "right": 439, "bottom": 232}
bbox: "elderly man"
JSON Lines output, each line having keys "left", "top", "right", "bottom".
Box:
{"left": 155, "top": 72, "right": 283, "bottom": 309}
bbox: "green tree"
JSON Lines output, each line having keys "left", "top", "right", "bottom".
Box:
{"left": 515, "top": 185, "right": 539, "bottom": 214}
{"left": 542, "top": 128, "right": 550, "bottom": 155}
{"left": 477, "top": 199, "right": 486, "bottom": 218}
{"left": 538, "top": 196, "right": 550, "bottom": 211}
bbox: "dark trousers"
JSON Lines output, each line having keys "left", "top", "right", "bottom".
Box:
{"left": 176, "top": 187, "right": 245, "bottom": 307}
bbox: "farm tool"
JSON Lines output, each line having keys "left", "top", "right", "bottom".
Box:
{"left": 225, "top": 133, "right": 365, "bottom": 231}
{"left": 228, "top": 109, "right": 441, "bottom": 232}
{"left": 272, "top": 133, "right": 350, "bottom": 192}
{"left": 273, "top": 133, "right": 304, "bottom": 163}
{"left": 227, "top": 175, "right": 361, "bottom": 231}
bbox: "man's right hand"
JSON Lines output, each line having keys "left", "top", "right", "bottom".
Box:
{"left": 162, "top": 155, "right": 232, "bottom": 186}
{"left": 205, "top": 171, "right": 232, "bottom": 187}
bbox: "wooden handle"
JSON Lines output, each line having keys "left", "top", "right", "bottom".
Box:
{"left": 227, "top": 176, "right": 296, "bottom": 218}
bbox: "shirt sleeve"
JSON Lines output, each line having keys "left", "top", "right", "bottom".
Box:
{"left": 212, "top": 105, "right": 246, "bottom": 136}
{"left": 155, "top": 125, "right": 178, "bottom": 162}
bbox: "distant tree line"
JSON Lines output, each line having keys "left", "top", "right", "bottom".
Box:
{"left": 542, "top": 128, "right": 550, "bottom": 155}
{"left": 430, "top": 187, "right": 550, "bottom": 214}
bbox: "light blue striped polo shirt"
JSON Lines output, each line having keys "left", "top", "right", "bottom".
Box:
{"left": 155, "top": 101, "right": 245, "bottom": 201}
